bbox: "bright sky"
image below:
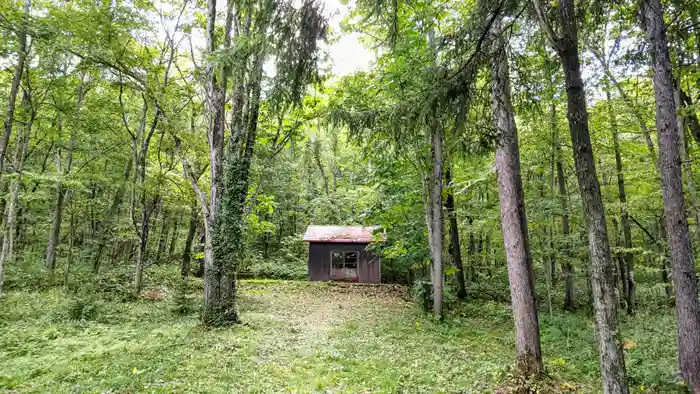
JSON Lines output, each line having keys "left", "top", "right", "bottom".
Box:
{"left": 322, "top": 0, "right": 375, "bottom": 77}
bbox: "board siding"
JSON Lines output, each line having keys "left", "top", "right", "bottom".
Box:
{"left": 308, "top": 242, "right": 380, "bottom": 283}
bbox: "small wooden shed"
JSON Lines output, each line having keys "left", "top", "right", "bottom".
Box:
{"left": 303, "top": 225, "right": 381, "bottom": 283}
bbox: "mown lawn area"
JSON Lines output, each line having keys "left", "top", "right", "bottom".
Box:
{"left": 0, "top": 280, "right": 684, "bottom": 393}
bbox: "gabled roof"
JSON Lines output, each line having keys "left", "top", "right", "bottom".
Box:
{"left": 303, "top": 225, "right": 380, "bottom": 243}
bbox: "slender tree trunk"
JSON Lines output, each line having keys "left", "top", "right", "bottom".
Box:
{"left": 156, "top": 207, "right": 169, "bottom": 263}
{"left": 534, "top": 0, "right": 629, "bottom": 391}
{"left": 92, "top": 159, "right": 132, "bottom": 272}
{"left": 426, "top": 115, "right": 444, "bottom": 318}
{"left": 680, "top": 89, "right": 700, "bottom": 146}
{"left": 181, "top": 201, "right": 198, "bottom": 278}
{"left": 675, "top": 82, "right": 700, "bottom": 239}
{"left": 607, "top": 89, "right": 635, "bottom": 314}
{"left": 445, "top": 165, "right": 466, "bottom": 299}
{"left": 0, "top": 0, "right": 30, "bottom": 178}
{"left": 555, "top": 113, "right": 574, "bottom": 311}
{"left": 0, "top": 95, "right": 33, "bottom": 293}
{"left": 655, "top": 216, "right": 673, "bottom": 301}
{"left": 168, "top": 217, "right": 179, "bottom": 257}
{"left": 64, "top": 199, "right": 75, "bottom": 287}
{"left": 491, "top": 24, "right": 542, "bottom": 376}
{"left": 594, "top": 52, "right": 658, "bottom": 169}
{"left": 46, "top": 81, "right": 85, "bottom": 271}
{"left": 644, "top": 2, "right": 700, "bottom": 390}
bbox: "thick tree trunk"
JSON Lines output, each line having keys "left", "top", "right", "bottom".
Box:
{"left": 445, "top": 166, "right": 467, "bottom": 299}
{"left": 491, "top": 25, "right": 542, "bottom": 376}
{"left": 0, "top": 0, "right": 30, "bottom": 178}
{"left": 181, "top": 202, "right": 198, "bottom": 278}
{"left": 534, "top": 0, "right": 629, "bottom": 391}
{"left": 607, "top": 89, "right": 635, "bottom": 314}
{"left": 644, "top": 2, "right": 700, "bottom": 391}
{"left": 201, "top": 0, "right": 242, "bottom": 326}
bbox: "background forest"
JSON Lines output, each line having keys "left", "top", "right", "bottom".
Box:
{"left": 2, "top": 0, "right": 700, "bottom": 392}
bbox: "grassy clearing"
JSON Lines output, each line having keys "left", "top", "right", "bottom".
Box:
{"left": 0, "top": 279, "right": 684, "bottom": 393}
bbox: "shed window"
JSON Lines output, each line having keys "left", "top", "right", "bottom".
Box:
{"left": 331, "top": 251, "right": 358, "bottom": 269}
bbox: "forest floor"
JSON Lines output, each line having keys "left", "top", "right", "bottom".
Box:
{"left": 0, "top": 278, "right": 685, "bottom": 393}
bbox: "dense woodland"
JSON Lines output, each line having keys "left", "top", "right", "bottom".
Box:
{"left": 2, "top": 0, "right": 700, "bottom": 392}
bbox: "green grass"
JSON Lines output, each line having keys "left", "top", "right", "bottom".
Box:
{"left": 0, "top": 279, "right": 686, "bottom": 393}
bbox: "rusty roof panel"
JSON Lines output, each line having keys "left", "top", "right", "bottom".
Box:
{"left": 303, "top": 225, "right": 380, "bottom": 243}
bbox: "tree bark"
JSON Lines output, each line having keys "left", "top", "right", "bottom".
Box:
{"left": 491, "top": 24, "right": 542, "bottom": 376}
{"left": 533, "top": 0, "right": 629, "bottom": 391}
{"left": 181, "top": 201, "right": 198, "bottom": 278}
{"left": 644, "top": 2, "right": 700, "bottom": 390}
{"left": 606, "top": 89, "right": 635, "bottom": 314}
{"left": 445, "top": 165, "right": 467, "bottom": 299}
{"left": 200, "top": 0, "right": 241, "bottom": 326}
{"left": 0, "top": 0, "right": 30, "bottom": 179}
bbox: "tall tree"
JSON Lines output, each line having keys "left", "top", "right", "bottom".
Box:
{"left": 445, "top": 165, "right": 467, "bottom": 299}
{"left": 606, "top": 88, "right": 635, "bottom": 314}
{"left": 642, "top": 0, "right": 700, "bottom": 391}
{"left": 532, "top": 0, "right": 629, "bottom": 392}
{"left": 0, "top": 0, "right": 30, "bottom": 179}
{"left": 490, "top": 16, "right": 542, "bottom": 377}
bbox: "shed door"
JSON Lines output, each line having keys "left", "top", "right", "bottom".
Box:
{"left": 330, "top": 250, "right": 358, "bottom": 281}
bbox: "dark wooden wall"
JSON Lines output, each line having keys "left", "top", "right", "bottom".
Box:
{"left": 308, "top": 242, "right": 381, "bottom": 283}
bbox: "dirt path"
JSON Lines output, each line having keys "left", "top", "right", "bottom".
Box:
{"left": 238, "top": 281, "right": 411, "bottom": 355}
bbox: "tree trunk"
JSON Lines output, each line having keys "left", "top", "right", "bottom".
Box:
{"left": 201, "top": 0, "right": 242, "bottom": 326}
{"left": 607, "top": 89, "right": 635, "bottom": 314}
{"left": 594, "top": 52, "right": 657, "bottom": 169}
{"left": 445, "top": 166, "right": 466, "bottom": 299}
{"left": 534, "top": 0, "right": 629, "bottom": 391}
{"left": 644, "top": 2, "right": 700, "bottom": 390}
{"left": 0, "top": 0, "right": 30, "bottom": 178}
{"left": 46, "top": 80, "right": 85, "bottom": 271}
{"left": 425, "top": 115, "right": 444, "bottom": 318}
{"left": 0, "top": 93, "right": 33, "bottom": 293}
{"left": 555, "top": 110, "right": 574, "bottom": 311}
{"left": 92, "top": 159, "right": 132, "bottom": 272}
{"left": 680, "top": 89, "right": 700, "bottom": 146}
{"left": 168, "top": 217, "right": 179, "bottom": 257}
{"left": 491, "top": 24, "right": 542, "bottom": 376}
{"left": 64, "top": 199, "right": 75, "bottom": 287}
{"left": 156, "top": 207, "right": 169, "bottom": 263}
{"left": 655, "top": 216, "right": 673, "bottom": 301}
{"left": 675, "top": 83, "right": 700, "bottom": 239}
{"left": 181, "top": 201, "right": 198, "bottom": 278}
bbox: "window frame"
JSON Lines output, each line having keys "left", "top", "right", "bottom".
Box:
{"left": 330, "top": 250, "right": 359, "bottom": 271}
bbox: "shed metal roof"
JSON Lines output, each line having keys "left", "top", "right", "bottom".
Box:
{"left": 303, "top": 225, "right": 380, "bottom": 243}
